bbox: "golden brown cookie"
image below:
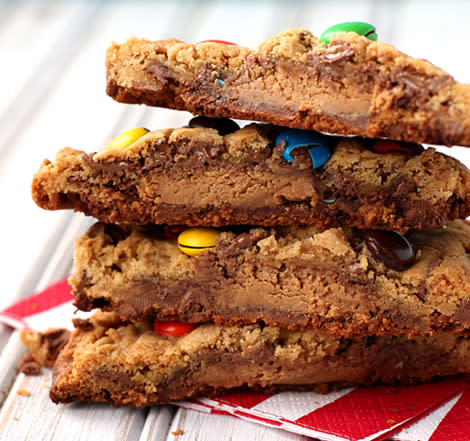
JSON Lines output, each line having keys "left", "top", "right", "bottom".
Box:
{"left": 71, "top": 220, "right": 470, "bottom": 337}
{"left": 32, "top": 123, "right": 470, "bottom": 231}
{"left": 50, "top": 311, "right": 470, "bottom": 407}
{"left": 106, "top": 29, "right": 470, "bottom": 146}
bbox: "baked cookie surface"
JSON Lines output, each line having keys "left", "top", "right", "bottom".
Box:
{"left": 50, "top": 311, "right": 470, "bottom": 407}
{"left": 106, "top": 29, "right": 470, "bottom": 146}
{"left": 32, "top": 123, "right": 470, "bottom": 231}
{"left": 71, "top": 220, "right": 470, "bottom": 337}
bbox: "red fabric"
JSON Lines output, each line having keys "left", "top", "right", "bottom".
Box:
{"left": 429, "top": 388, "right": 470, "bottom": 441}
{"left": 234, "top": 410, "right": 283, "bottom": 426}
{"left": 295, "top": 379, "right": 467, "bottom": 440}
{"left": 217, "top": 392, "right": 273, "bottom": 409}
{"left": 2, "top": 278, "right": 72, "bottom": 319}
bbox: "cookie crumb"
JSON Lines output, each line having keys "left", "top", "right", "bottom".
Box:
{"left": 13, "top": 417, "right": 19, "bottom": 421}
{"left": 72, "top": 318, "right": 94, "bottom": 331}
{"left": 172, "top": 429, "right": 184, "bottom": 435}
{"left": 387, "top": 419, "right": 395, "bottom": 425}
{"left": 17, "top": 389, "right": 31, "bottom": 397}
{"left": 20, "top": 328, "right": 70, "bottom": 368}
{"left": 17, "top": 353, "right": 41, "bottom": 375}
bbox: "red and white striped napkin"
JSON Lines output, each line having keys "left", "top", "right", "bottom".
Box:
{"left": 2, "top": 279, "right": 470, "bottom": 441}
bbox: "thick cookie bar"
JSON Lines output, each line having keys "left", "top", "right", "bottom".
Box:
{"left": 106, "top": 29, "right": 470, "bottom": 146}
{"left": 72, "top": 220, "right": 470, "bottom": 337}
{"left": 50, "top": 311, "right": 470, "bottom": 407}
{"left": 32, "top": 124, "right": 470, "bottom": 231}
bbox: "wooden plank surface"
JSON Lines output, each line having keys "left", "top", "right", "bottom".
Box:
{"left": 167, "top": 408, "right": 311, "bottom": 441}
{"left": 1, "top": 1, "right": 470, "bottom": 440}
{"left": 0, "top": 365, "right": 148, "bottom": 441}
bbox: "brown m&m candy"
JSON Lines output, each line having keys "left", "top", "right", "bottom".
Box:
{"left": 188, "top": 116, "right": 240, "bottom": 136}
{"left": 365, "top": 230, "right": 415, "bottom": 271}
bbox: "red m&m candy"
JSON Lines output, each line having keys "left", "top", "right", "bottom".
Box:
{"left": 197, "top": 39, "right": 237, "bottom": 45}
{"left": 153, "top": 320, "right": 197, "bottom": 337}
{"left": 371, "top": 140, "right": 424, "bottom": 155}
{"left": 163, "top": 225, "right": 188, "bottom": 240}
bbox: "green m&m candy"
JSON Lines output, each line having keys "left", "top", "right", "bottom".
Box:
{"left": 320, "top": 22, "right": 377, "bottom": 44}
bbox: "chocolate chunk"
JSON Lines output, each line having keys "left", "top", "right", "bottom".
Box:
{"left": 101, "top": 223, "right": 129, "bottom": 245}
{"left": 87, "top": 223, "right": 129, "bottom": 245}
{"left": 42, "top": 329, "right": 71, "bottom": 365}
{"left": 389, "top": 67, "right": 454, "bottom": 109}
{"left": 139, "top": 224, "right": 165, "bottom": 240}
{"left": 454, "top": 299, "right": 470, "bottom": 324}
{"left": 189, "top": 116, "right": 240, "bottom": 135}
{"left": 17, "top": 353, "right": 41, "bottom": 375}
{"left": 233, "top": 232, "right": 259, "bottom": 249}
{"left": 82, "top": 153, "right": 129, "bottom": 178}
{"left": 416, "top": 281, "right": 428, "bottom": 302}
{"left": 218, "top": 232, "right": 260, "bottom": 258}
{"left": 72, "top": 318, "right": 94, "bottom": 331}
{"left": 116, "top": 303, "right": 139, "bottom": 320}
{"left": 321, "top": 41, "right": 355, "bottom": 63}
{"left": 365, "top": 230, "right": 415, "bottom": 271}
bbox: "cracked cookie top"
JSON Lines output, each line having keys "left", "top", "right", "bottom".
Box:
{"left": 106, "top": 28, "right": 470, "bottom": 146}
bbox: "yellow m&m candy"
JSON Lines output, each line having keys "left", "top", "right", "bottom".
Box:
{"left": 177, "top": 228, "right": 219, "bottom": 257}
{"left": 106, "top": 127, "right": 149, "bottom": 150}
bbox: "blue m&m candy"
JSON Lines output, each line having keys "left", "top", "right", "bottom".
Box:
{"left": 276, "top": 129, "right": 331, "bottom": 169}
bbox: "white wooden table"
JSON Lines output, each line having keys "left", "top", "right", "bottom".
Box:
{"left": 1, "top": 1, "right": 470, "bottom": 440}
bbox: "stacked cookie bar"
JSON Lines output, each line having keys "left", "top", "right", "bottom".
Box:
{"left": 30, "top": 26, "right": 470, "bottom": 407}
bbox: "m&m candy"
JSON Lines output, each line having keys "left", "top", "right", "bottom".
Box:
{"left": 163, "top": 225, "right": 188, "bottom": 240}
{"left": 177, "top": 227, "right": 220, "bottom": 257}
{"left": 365, "top": 230, "right": 415, "bottom": 271}
{"left": 105, "top": 127, "right": 149, "bottom": 150}
{"left": 188, "top": 116, "right": 239, "bottom": 136}
{"left": 197, "top": 39, "right": 237, "bottom": 45}
{"left": 371, "top": 140, "right": 424, "bottom": 155}
{"left": 153, "top": 320, "right": 197, "bottom": 337}
{"left": 276, "top": 129, "right": 331, "bottom": 169}
{"left": 320, "top": 22, "right": 377, "bottom": 44}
